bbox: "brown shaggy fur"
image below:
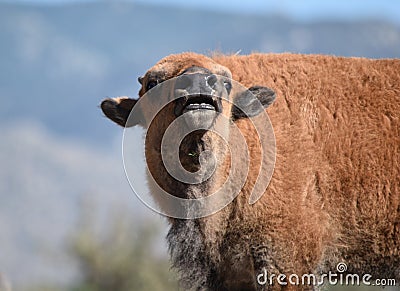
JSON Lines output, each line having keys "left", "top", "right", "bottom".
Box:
{"left": 101, "top": 53, "right": 400, "bottom": 290}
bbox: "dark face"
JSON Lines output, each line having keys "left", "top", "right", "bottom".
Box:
{"left": 172, "top": 66, "right": 233, "bottom": 130}
{"left": 132, "top": 61, "right": 237, "bottom": 136}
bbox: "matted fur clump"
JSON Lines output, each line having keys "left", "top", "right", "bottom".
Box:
{"left": 101, "top": 52, "right": 400, "bottom": 290}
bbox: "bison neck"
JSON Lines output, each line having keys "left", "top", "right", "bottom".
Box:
{"left": 146, "top": 129, "right": 230, "bottom": 200}
{"left": 145, "top": 128, "right": 233, "bottom": 288}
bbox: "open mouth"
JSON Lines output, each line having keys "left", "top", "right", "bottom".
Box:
{"left": 182, "top": 94, "right": 220, "bottom": 114}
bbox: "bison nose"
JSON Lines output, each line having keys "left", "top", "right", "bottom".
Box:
{"left": 175, "top": 73, "right": 214, "bottom": 95}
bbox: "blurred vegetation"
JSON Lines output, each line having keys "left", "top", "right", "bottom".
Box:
{"left": 67, "top": 204, "right": 178, "bottom": 291}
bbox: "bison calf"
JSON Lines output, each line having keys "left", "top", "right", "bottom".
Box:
{"left": 101, "top": 52, "right": 400, "bottom": 290}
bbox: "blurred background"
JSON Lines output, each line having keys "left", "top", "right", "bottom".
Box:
{"left": 0, "top": 0, "right": 399, "bottom": 290}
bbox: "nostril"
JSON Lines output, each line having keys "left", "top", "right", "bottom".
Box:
{"left": 206, "top": 74, "right": 217, "bottom": 87}
{"left": 176, "top": 75, "right": 192, "bottom": 90}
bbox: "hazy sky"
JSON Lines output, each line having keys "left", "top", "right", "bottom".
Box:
{"left": 4, "top": 0, "right": 400, "bottom": 23}
{"left": 3, "top": 0, "right": 400, "bottom": 23}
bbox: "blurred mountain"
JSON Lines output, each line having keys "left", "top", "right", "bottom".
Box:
{"left": 0, "top": 121, "right": 156, "bottom": 289}
{"left": 1, "top": 1, "right": 399, "bottom": 147}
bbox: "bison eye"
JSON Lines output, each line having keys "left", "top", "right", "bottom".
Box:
{"left": 146, "top": 81, "right": 158, "bottom": 91}
{"left": 224, "top": 81, "right": 232, "bottom": 93}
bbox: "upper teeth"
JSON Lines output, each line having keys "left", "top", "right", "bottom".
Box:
{"left": 192, "top": 103, "right": 209, "bottom": 106}
{"left": 186, "top": 103, "right": 214, "bottom": 109}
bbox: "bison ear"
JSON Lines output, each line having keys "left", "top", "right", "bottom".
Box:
{"left": 100, "top": 97, "right": 141, "bottom": 127}
{"left": 232, "top": 86, "right": 276, "bottom": 120}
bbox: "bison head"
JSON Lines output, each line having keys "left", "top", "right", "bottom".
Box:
{"left": 101, "top": 53, "right": 277, "bottom": 216}
{"left": 105, "top": 53, "right": 275, "bottom": 182}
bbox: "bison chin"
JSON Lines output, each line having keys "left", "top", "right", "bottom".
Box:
{"left": 181, "top": 109, "right": 218, "bottom": 130}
